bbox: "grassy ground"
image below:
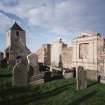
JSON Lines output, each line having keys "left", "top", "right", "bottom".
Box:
{"left": 0, "top": 65, "right": 12, "bottom": 90}
{"left": 0, "top": 79, "right": 105, "bottom": 105}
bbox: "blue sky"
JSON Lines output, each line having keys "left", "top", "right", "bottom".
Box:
{"left": 0, "top": 0, "right": 105, "bottom": 52}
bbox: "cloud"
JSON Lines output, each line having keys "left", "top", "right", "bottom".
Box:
{"left": 0, "top": 10, "right": 24, "bottom": 22}
{"left": 20, "top": 0, "right": 105, "bottom": 35}
{"left": 0, "top": 0, "right": 105, "bottom": 34}
{"left": 0, "top": 13, "right": 14, "bottom": 51}
{"left": 1, "top": 0, "right": 18, "bottom": 7}
{"left": 0, "top": 0, "right": 105, "bottom": 51}
{"left": 0, "top": 13, "right": 14, "bottom": 33}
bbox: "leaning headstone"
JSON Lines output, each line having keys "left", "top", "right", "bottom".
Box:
{"left": 12, "top": 57, "right": 28, "bottom": 87}
{"left": 76, "top": 66, "right": 87, "bottom": 90}
{"left": 27, "top": 53, "right": 39, "bottom": 75}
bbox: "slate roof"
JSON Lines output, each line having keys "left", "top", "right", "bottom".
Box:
{"left": 10, "top": 22, "right": 24, "bottom": 31}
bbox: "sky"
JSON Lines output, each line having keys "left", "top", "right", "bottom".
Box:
{"left": 0, "top": 0, "right": 105, "bottom": 52}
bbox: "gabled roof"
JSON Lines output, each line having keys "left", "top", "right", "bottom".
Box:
{"left": 10, "top": 22, "right": 24, "bottom": 31}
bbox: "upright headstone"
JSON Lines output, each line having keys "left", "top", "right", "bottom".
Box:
{"left": 76, "top": 66, "right": 87, "bottom": 90}
{"left": 27, "top": 53, "right": 39, "bottom": 75}
{"left": 0, "top": 52, "right": 3, "bottom": 70}
{"left": 12, "top": 57, "right": 28, "bottom": 87}
{"left": 0, "top": 52, "right": 4, "bottom": 64}
{"left": 27, "top": 53, "right": 44, "bottom": 85}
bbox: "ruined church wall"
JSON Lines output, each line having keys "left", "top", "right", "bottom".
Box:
{"left": 51, "top": 42, "right": 63, "bottom": 67}
{"left": 72, "top": 36, "right": 101, "bottom": 70}
{"left": 62, "top": 47, "right": 73, "bottom": 69}
{"left": 36, "top": 44, "right": 51, "bottom": 65}
{"left": 6, "top": 30, "right": 11, "bottom": 48}
{"left": 36, "top": 47, "right": 45, "bottom": 63}
{"left": 72, "top": 34, "right": 105, "bottom": 80}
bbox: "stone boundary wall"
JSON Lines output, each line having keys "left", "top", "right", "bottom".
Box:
{"left": 86, "top": 70, "right": 97, "bottom": 80}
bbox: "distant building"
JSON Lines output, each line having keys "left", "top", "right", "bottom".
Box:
{"left": 36, "top": 38, "right": 73, "bottom": 69}
{"left": 5, "top": 22, "right": 31, "bottom": 66}
{"left": 36, "top": 44, "right": 51, "bottom": 65}
{"left": 51, "top": 38, "right": 67, "bottom": 67}
{"left": 36, "top": 32, "right": 105, "bottom": 81}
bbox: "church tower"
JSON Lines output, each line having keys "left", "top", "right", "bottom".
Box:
{"left": 6, "top": 22, "right": 26, "bottom": 49}
{"left": 5, "top": 22, "right": 31, "bottom": 65}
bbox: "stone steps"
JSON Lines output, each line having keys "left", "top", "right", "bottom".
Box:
{"left": 29, "top": 79, "right": 44, "bottom": 85}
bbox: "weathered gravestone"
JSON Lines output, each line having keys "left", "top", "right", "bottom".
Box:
{"left": 76, "top": 66, "right": 87, "bottom": 90}
{"left": 27, "top": 53, "right": 39, "bottom": 75}
{"left": 27, "top": 53, "right": 44, "bottom": 85}
{"left": 12, "top": 57, "right": 28, "bottom": 87}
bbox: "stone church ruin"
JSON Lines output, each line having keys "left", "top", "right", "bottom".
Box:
{"left": 1, "top": 22, "right": 105, "bottom": 86}
{"left": 37, "top": 32, "right": 105, "bottom": 83}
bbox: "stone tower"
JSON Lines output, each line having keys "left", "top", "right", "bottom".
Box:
{"left": 6, "top": 22, "right": 26, "bottom": 48}
{"left": 5, "top": 22, "right": 31, "bottom": 65}
{"left": 51, "top": 38, "right": 67, "bottom": 67}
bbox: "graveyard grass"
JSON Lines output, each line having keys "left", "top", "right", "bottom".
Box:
{"left": 0, "top": 65, "right": 12, "bottom": 89}
{"left": 0, "top": 78, "right": 105, "bottom": 105}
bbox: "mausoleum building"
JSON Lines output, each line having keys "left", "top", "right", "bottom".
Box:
{"left": 72, "top": 32, "right": 105, "bottom": 79}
